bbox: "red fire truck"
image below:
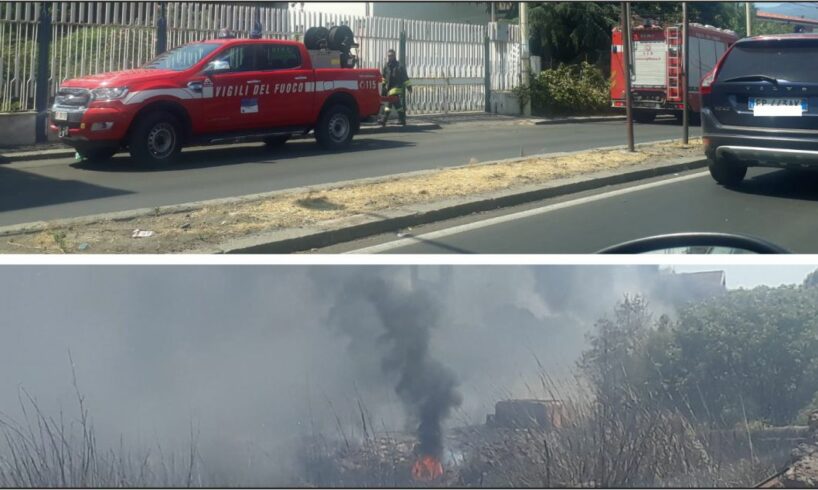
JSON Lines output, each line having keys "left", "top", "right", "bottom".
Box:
{"left": 611, "top": 22, "right": 738, "bottom": 123}
{"left": 49, "top": 26, "right": 383, "bottom": 167}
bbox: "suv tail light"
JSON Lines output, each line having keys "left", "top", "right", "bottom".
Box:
{"left": 700, "top": 44, "right": 735, "bottom": 95}
{"left": 700, "top": 69, "right": 716, "bottom": 95}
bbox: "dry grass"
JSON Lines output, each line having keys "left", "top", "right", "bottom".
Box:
{"left": 0, "top": 139, "right": 703, "bottom": 254}
{"left": 296, "top": 369, "right": 777, "bottom": 488}
{"left": 0, "top": 362, "right": 202, "bottom": 487}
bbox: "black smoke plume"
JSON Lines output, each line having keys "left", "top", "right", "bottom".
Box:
{"left": 327, "top": 274, "right": 461, "bottom": 459}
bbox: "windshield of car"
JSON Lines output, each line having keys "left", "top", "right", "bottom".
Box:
{"left": 143, "top": 43, "right": 220, "bottom": 70}
{"left": 718, "top": 42, "right": 818, "bottom": 83}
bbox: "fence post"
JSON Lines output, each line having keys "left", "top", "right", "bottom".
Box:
{"left": 34, "top": 1, "right": 52, "bottom": 144}
{"left": 155, "top": 2, "right": 167, "bottom": 56}
{"left": 398, "top": 25, "right": 406, "bottom": 65}
{"left": 484, "top": 33, "right": 491, "bottom": 113}
{"left": 399, "top": 23, "right": 406, "bottom": 112}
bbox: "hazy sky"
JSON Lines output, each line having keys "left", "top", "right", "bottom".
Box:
{"left": 673, "top": 264, "right": 816, "bottom": 289}
{"left": 0, "top": 264, "right": 812, "bottom": 483}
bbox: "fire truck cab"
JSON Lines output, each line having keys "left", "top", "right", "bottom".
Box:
{"left": 611, "top": 21, "right": 738, "bottom": 123}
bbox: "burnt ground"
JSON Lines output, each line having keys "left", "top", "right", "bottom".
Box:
{"left": 294, "top": 418, "right": 800, "bottom": 488}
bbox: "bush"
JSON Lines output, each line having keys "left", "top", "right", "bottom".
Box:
{"left": 527, "top": 61, "right": 610, "bottom": 117}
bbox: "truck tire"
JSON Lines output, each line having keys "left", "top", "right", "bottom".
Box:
{"left": 633, "top": 111, "right": 656, "bottom": 123}
{"left": 78, "top": 147, "right": 117, "bottom": 163}
{"left": 675, "top": 109, "right": 701, "bottom": 125}
{"left": 128, "top": 111, "right": 183, "bottom": 168}
{"left": 328, "top": 25, "right": 355, "bottom": 51}
{"left": 304, "top": 27, "right": 330, "bottom": 50}
{"left": 315, "top": 104, "right": 355, "bottom": 150}
{"left": 263, "top": 134, "right": 290, "bottom": 148}
{"left": 709, "top": 155, "right": 747, "bottom": 187}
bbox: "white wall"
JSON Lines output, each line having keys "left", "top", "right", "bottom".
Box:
{"left": 295, "top": 1, "right": 491, "bottom": 24}
{"left": 373, "top": 2, "right": 490, "bottom": 23}
{"left": 296, "top": 2, "right": 369, "bottom": 16}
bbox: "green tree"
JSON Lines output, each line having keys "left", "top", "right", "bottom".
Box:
{"left": 579, "top": 285, "right": 818, "bottom": 427}
{"left": 579, "top": 295, "right": 656, "bottom": 405}
{"left": 527, "top": 2, "right": 619, "bottom": 68}
{"left": 647, "top": 286, "right": 818, "bottom": 426}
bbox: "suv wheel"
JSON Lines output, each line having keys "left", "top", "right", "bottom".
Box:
{"left": 709, "top": 156, "right": 747, "bottom": 187}
{"left": 128, "top": 111, "right": 183, "bottom": 168}
{"left": 315, "top": 104, "right": 355, "bottom": 150}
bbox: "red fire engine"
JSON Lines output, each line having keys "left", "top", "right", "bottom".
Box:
{"left": 611, "top": 21, "right": 738, "bottom": 123}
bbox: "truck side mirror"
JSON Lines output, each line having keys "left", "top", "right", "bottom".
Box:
{"left": 204, "top": 59, "right": 230, "bottom": 75}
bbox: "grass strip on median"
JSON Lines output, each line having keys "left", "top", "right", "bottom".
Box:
{"left": 1, "top": 138, "right": 704, "bottom": 254}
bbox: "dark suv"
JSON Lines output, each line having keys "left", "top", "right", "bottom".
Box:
{"left": 701, "top": 34, "right": 818, "bottom": 186}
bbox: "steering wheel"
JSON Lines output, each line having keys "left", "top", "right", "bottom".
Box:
{"left": 597, "top": 232, "right": 790, "bottom": 254}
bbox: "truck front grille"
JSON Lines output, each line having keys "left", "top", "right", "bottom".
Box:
{"left": 54, "top": 88, "right": 90, "bottom": 108}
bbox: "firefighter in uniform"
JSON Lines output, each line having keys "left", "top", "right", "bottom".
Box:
{"left": 379, "top": 49, "right": 412, "bottom": 126}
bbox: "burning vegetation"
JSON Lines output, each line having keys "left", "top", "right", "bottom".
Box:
{"left": 4, "top": 267, "right": 818, "bottom": 487}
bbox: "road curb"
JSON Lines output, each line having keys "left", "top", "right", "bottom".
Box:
{"left": 0, "top": 122, "right": 443, "bottom": 164}
{"left": 206, "top": 156, "right": 709, "bottom": 254}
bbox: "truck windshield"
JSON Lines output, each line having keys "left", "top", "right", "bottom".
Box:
{"left": 143, "top": 43, "right": 220, "bottom": 71}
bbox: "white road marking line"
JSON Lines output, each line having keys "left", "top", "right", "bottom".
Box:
{"left": 345, "top": 170, "right": 710, "bottom": 254}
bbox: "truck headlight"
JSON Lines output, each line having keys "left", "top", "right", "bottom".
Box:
{"left": 90, "top": 87, "right": 128, "bottom": 101}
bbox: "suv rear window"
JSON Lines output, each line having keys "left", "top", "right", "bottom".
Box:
{"left": 718, "top": 40, "right": 818, "bottom": 82}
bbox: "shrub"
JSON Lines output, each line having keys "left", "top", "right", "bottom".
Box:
{"left": 528, "top": 61, "right": 610, "bottom": 116}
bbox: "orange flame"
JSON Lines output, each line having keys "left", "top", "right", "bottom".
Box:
{"left": 411, "top": 455, "right": 444, "bottom": 482}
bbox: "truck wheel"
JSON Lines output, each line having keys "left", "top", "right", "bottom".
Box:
{"left": 675, "top": 110, "right": 701, "bottom": 125}
{"left": 128, "top": 111, "right": 182, "bottom": 168}
{"left": 315, "top": 105, "right": 355, "bottom": 150}
{"left": 78, "top": 147, "right": 117, "bottom": 163}
{"left": 633, "top": 111, "right": 656, "bottom": 123}
{"left": 709, "top": 156, "right": 747, "bottom": 187}
{"left": 263, "top": 134, "right": 290, "bottom": 148}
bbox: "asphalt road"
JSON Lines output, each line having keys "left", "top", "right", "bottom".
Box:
{"left": 0, "top": 118, "right": 696, "bottom": 227}
{"left": 335, "top": 166, "right": 818, "bottom": 254}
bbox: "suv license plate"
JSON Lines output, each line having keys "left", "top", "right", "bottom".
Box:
{"left": 749, "top": 97, "right": 807, "bottom": 116}
{"left": 54, "top": 111, "right": 68, "bottom": 121}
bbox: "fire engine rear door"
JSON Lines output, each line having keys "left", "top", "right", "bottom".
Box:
{"left": 632, "top": 36, "right": 667, "bottom": 88}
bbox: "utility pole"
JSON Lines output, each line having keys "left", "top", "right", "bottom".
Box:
{"left": 682, "top": 1, "right": 689, "bottom": 144}
{"left": 491, "top": 2, "right": 496, "bottom": 23}
{"left": 519, "top": 1, "right": 531, "bottom": 116}
{"left": 155, "top": 2, "right": 167, "bottom": 56}
{"left": 622, "top": 2, "right": 634, "bottom": 152}
{"left": 34, "top": 2, "right": 51, "bottom": 144}
{"left": 745, "top": 2, "right": 752, "bottom": 37}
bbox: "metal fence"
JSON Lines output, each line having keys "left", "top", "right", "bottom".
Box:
{"left": 0, "top": 2, "right": 40, "bottom": 112}
{"left": 0, "top": 1, "right": 521, "bottom": 117}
